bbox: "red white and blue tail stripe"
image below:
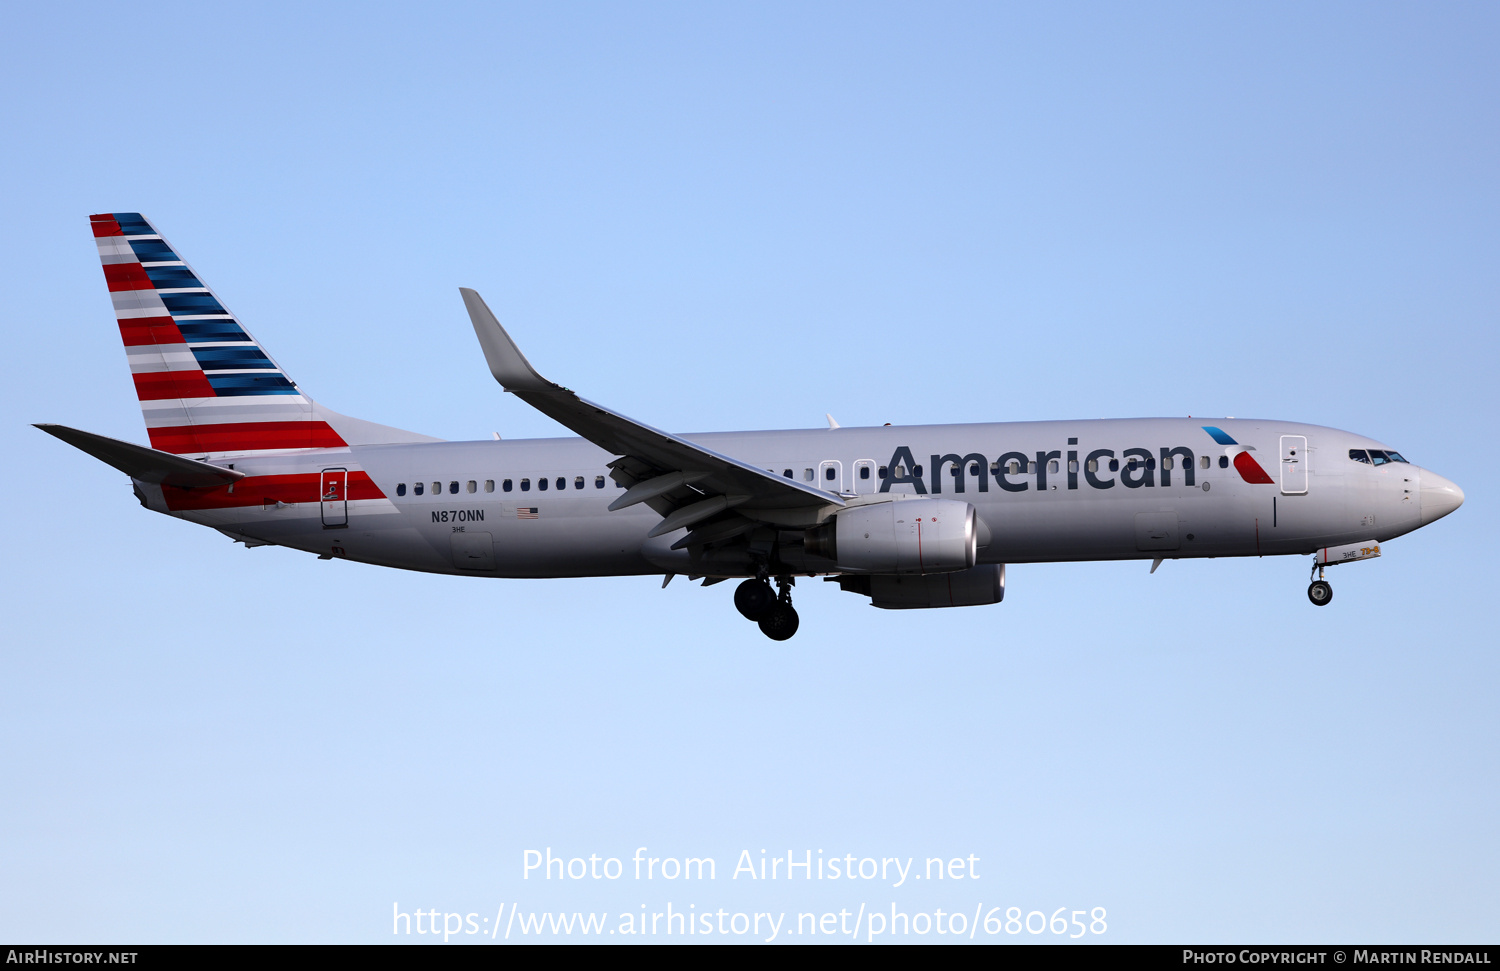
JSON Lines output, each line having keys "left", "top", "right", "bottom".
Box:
{"left": 91, "top": 212, "right": 435, "bottom": 457}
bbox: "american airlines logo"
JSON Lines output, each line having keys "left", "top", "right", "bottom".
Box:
{"left": 880, "top": 428, "right": 1273, "bottom": 495}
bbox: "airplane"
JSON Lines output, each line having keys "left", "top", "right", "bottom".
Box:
{"left": 38, "top": 212, "right": 1466, "bottom": 640}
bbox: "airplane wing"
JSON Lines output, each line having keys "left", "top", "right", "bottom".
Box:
{"left": 35, "top": 423, "right": 246, "bottom": 488}
{"left": 460, "top": 289, "right": 844, "bottom": 540}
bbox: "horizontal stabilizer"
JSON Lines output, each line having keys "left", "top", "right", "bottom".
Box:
{"left": 35, "top": 423, "right": 246, "bottom": 488}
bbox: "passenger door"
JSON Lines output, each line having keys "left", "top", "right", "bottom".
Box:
{"left": 1280, "top": 436, "right": 1308, "bottom": 495}
{"left": 320, "top": 467, "right": 348, "bottom": 528}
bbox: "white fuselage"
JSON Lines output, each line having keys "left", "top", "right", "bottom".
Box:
{"left": 136, "top": 417, "right": 1443, "bottom": 579}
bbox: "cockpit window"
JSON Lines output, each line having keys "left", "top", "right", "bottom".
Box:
{"left": 1349, "top": 449, "right": 1371, "bottom": 464}
{"left": 1368, "top": 450, "right": 1390, "bottom": 466}
{"left": 1384, "top": 451, "right": 1408, "bottom": 463}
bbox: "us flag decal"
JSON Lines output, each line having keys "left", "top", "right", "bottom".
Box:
{"left": 516, "top": 507, "right": 539, "bottom": 519}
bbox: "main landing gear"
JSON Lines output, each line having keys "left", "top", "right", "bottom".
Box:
{"left": 1307, "top": 561, "right": 1333, "bottom": 606}
{"left": 734, "top": 576, "right": 799, "bottom": 640}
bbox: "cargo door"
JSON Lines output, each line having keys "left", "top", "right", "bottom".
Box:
{"left": 1280, "top": 436, "right": 1308, "bottom": 495}
{"left": 1134, "top": 512, "right": 1179, "bottom": 551}
{"left": 320, "top": 467, "right": 348, "bottom": 528}
{"left": 451, "top": 532, "right": 496, "bottom": 571}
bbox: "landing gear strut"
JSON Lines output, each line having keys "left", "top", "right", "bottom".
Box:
{"left": 1307, "top": 561, "right": 1333, "bottom": 606}
{"left": 758, "top": 576, "right": 800, "bottom": 641}
{"left": 735, "top": 576, "right": 799, "bottom": 639}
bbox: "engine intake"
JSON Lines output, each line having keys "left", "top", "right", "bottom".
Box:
{"left": 804, "top": 498, "right": 977, "bottom": 574}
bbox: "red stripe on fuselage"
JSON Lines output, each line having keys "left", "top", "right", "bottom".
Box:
{"left": 1234, "top": 451, "right": 1276, "bottom": 484}
{"left": 132, "top": 370, "right": 217, "bottom": 400}
{"left": 103, "top": 262, "right": 153, "bottom": 291}
{"left": 147, "top": 420, "right": 348, "bottom": 454}
{"left": 90, "top": 215, "right": 123, "bottom": 237}
{"left": 119, "top": 316, "right": 186, "bottom": 346}
{"left": 161, "top": 471, "right": 385, "bottom": 511}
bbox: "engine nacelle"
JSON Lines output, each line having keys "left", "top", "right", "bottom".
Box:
{"left": 871, "top": 564, "right": 1006, "bottom": 609}
{"left": 804, "top": 497, "right": 977, "bottom": 575}
{"left": 829, "top": 564, "right": 1006, "bottom": 608}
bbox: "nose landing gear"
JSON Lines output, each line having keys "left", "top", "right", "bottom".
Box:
{"left": 734, "top": 576, "right": 799, "bottom": 639}
{"left": 1307, "top": 562, "right": 1333, "bottom": 606}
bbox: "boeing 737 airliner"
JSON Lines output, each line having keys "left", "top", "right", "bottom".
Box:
{"left": 39, "top": 213, "right": 1465, "bottom": 639}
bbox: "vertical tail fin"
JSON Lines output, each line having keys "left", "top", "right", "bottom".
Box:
{"left": 90, "top": 212, "right": 436, "bottom": 456}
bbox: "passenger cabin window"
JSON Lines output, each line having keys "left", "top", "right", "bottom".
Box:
{"left": 484, "top": 480, "right": 494, "bottom": 493}
{"left": 1048, "top": 459, "right": 1059, "bottom": 474}
{"left": 1218, "top": 456, "right": 1228, "bottom": 468}
{"left": 503, "top": 479, "right": 513, "bottom": 492}
{"left": 859, "top": 465, "right": 871, "bottom": 480}
{"left": 803, "top": 469, "right": 814, "bottom": 481}
{"left": 1007, "top": 460, "right": 1020, "bottom": 475}
{"left": 396, "top": 483, "right": 406, "bottom": 496}
{"left": 825, "top": 467, "right": 836, "bottom": 481}
{"left": 449, "top": 481, "right": 459, "bottom": 494}
{"left": 414, "top": 482, "right": 424, "bottom": 496}
{"left": 574, "top": 476, "right": 584, "bottom": 489}
{"left": 1109, "top": 459, "right": 1120, "bottom": 472}
{"left": 556, "top": 477, "right": 565, "bottom": 490}
{"left": 1200, "top": 455, "right": 1211, "bottom": 470}
{"left": 431, "top": 482, "right": 440, "bottom": 495}
{"left": 1068, "top": 459, "right": 1078, "bottom": 474}
{"left": 538, "top": 477, "right": 549, "bottom": 491}
{"left": 595, "top": 475, "right": 606, "bottom": 489}
{"left": 1162, "top": 457, "right": 1173, "bottom": 471}
{"left": 520, "top": 478, "right": 531, "bottom": 491}
{"left": 1086, "top": 459, "right": 1097, "bottom": 473}
{"left": 467, "top": 480, "right": 476, "bottom": 493}
{"left": 1349, "top": 449, "right": 1372, "bottom": 464}
{"left": 878, "top": 467, "right": 888, "bottom": 479}
{"left": 969, "top": 463, "right": 982, "bottom": 476}
{"left": 783, "top": 469, "right": 792, "bottom": 478}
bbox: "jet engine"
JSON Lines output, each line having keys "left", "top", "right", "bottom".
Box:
{"left": 803, "top": 497, "right": 977, "bottom": 574}
{"left": 828, "top": 563, "right": 1006, "bottom": 608}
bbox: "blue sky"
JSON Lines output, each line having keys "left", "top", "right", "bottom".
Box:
{"left": 1, "top": 1, "right": 1495, "bottom": 943}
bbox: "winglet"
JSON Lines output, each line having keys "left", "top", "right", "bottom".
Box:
{"left": 459, "top": 288, "right": 557, "bottom": 393}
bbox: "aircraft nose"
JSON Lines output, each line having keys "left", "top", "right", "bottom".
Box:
{"left": 1419, "top": 471, "right": 1465, "bottom": 526}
